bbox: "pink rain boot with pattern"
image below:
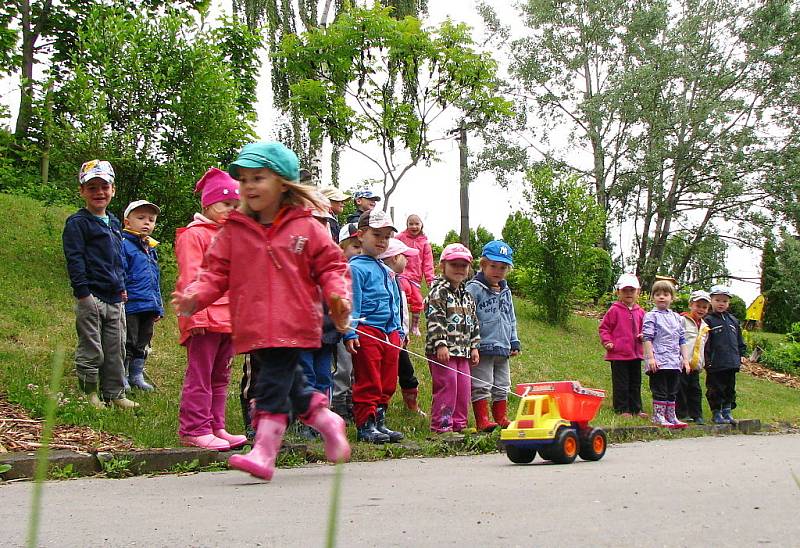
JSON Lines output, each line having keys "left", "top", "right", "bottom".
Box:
{"left": 651, "top": 401, "right": 672, "bottom": 428}
{"left": 664, "top": 402, "right": 688, "bottom": 429}
{"left": 300, "top": 392, "right": 351, "bottom": 463}
{"left": 228, "top": 412, "right": 288, "bottom": 480}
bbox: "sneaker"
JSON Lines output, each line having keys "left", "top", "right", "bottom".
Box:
{"left": 712, "top": 410, "right": 726, "bottom": 424}
{"left": 693, "top": 416, "right": 705, "bottom": 425}
{"left": 110, "top": 397, "right": 140, "bottom": 409}
{"left": 619, "top": 412, "right": 633, "bottom": 418}
{"left": 637, "top": 412, "right": 650, "bottom": 419}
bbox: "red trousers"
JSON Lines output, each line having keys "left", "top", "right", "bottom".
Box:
{"left": 352, "top": 325, "right": 401, "bottom": 427}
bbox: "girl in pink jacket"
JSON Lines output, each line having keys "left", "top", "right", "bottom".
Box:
{"left": 396, "top": 214, "right": 434, "bottom": 335}
{"left": 176, "top": 167, "right": 244, "bottom": 451}
{"left": 598, "top": 273, "right": 647, "bottom": 418}
{"left": 173, "top": 142, "right": 352, "bottom": 481}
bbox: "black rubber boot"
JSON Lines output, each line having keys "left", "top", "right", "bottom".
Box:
{"left": 356, "top": 415, "right": 390, "bottom": 444}
{"left": 376, "top": 405, "right": 403, "bottom": 443}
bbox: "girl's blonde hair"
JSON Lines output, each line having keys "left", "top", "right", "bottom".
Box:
{"left": 238, "top": 169, "right": 325, "bottom": 220}
{"left": 651, "top": 279, "right": 676, "bottom": 297}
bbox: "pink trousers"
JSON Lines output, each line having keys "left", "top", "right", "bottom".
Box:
{"left": 178, "top": 332, "right": 234, "bottom": 437}
{"left": 428, "top": 355, "right": 471, "bottom": 432}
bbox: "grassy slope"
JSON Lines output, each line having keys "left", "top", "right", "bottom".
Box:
{"left": 1, "top": 193, "right": 798, "bottom": 451}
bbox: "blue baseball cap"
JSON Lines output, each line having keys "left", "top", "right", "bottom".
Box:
{"left": 481, "top": 240, "right": 514, "bottom": 265}
{"left": 228, "top": 142, "right": 300, "bottom": 182}
{"left": 353, "top": 188, "right": 381, "bottom": 201}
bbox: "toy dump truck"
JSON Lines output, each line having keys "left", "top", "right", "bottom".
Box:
{"left": 500, "top": 381, "right": 607, "bottom": 464}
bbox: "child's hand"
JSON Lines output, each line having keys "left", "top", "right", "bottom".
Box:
{"left": 637, "top": 333, "right": 643, "bottom": 341}
{"left": 510, "top": 350, "right": 520, "bottom": 357}
{"left": 153, "top": 315, "right": 162, "bottom": 323}
{"left": 435, "top": 345, "right": 450, "bottom": 363}
{"left": 647, "top": 358, "right": 658, "bottom": 373}
{"left": 412, "top": 326, "right": 422, "bottom": 337}
{"left": 603, "top": 342, "right": 614, "bottom": 350}
{"left": 345, "top": 338, "right": 360, "bottom": 355}
{"left": 740, "top": 356, "right": 747, "bottom": 365}
{"left": 120, "top": 290, "right": 128, "bottom": 303}
{"left": 328, "top": 295, "right": 352, "bottom": 333}
{"left": 470, "top": 348, "right": 480, "bottom": 366}
{"left": 171, "top": 290, "right": 197, "bottom": 317}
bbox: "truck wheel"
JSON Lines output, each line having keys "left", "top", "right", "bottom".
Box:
{"left": 505, "top": 445, "right": 536, "bottom": 464}
{"left": 538, "top": 446, "right": 553, "bottom": 461}
{"left": 551, "top": 428, "right": 579, "bottom": 464}
{"left": 578, "top": 428, "right": 607, "bottom": 461}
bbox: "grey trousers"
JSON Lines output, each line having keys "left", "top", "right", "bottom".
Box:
{"left": 332, "top": 341, "right": 353, "bottom": 398}
{"left": 470, "top": 354, "right": 511, "bottom": 402}
{"left": 74, "top": 296, "right": 126, "bottom": 400}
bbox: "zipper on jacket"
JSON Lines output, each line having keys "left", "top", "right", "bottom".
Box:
{"left": 266, "top": 243, "right": 282, "bottom": 269}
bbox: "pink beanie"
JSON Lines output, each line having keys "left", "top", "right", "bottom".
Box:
{"left": 194, "top": 167, "right": 240, "bottom": 208}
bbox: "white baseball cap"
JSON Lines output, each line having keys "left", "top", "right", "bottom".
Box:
{"left": 124, "top": 200, "right": 161, "bottom": 218}
{"left": 615, "top": 273, "right": 640, "bottom": 290}
{"left": 709, "top": 285, "right": 732, "bottom": 296}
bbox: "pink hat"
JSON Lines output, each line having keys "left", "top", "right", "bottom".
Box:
{"left": 195, "top": 167, "right": 240, "bottom": 208}
{"left": 440, "top": 243, "right": 473, "bottom": 262}
{"left": 377, "top": 238, "right": 420, "bottom": 260}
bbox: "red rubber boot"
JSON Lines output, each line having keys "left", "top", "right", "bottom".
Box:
{"left": 228, "top": 412, "right": 287, "bottom": 480}
{"left": 472, "top": 399, "right": 498, "bottom": 432}
{"left": 300, "top": 392, "right": 351, "bottom": 463}
{"left": 491, "top": 399, "right": 511, "bottom": 428}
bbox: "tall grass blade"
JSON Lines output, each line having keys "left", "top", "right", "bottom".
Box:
{"left": 26, "top": 347, "right": 65, "bottom": 548}
{"left": 325, "top": 463, "right": 344, "bottom": 548}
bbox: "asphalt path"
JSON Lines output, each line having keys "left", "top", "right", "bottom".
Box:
{"left": 2, "top": 433, "right": 799, "bottom": 547}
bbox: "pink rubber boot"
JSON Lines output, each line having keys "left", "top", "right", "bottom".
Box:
{"left": 213, "top": 428, "right": 248, "bottom": 450}
{"left": 300, "top": 392, "right": 351, "bottom": 463}
{"left": 664, "top": 402, "right": 688, "bottom": 429}
{"left": 228, "top": 412, "right": 287, "bottom": 480}
{"left": 180, "top": 434, "right": 230, "bottom": 451}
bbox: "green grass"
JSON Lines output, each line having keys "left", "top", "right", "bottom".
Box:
{"left": 1, "top": 192, "right": 799, "bottom": 457}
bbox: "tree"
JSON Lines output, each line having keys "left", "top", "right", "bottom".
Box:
{"left": 662, "top": 232, "right": 729, "bottom": 287}
{"left": 275, "top": 4, "right": 510, "bottom": 208}
{"left": 763, "top": 232, "right": 800, "bottom": 333}
{"left": 517, "top": 167, "right": 605, "bottom": 325}
{"left": 442, "top": 225, "right": 494, "bottom": 261}
{"left": 47, "top": 7, "right": 259, "bottom": 236}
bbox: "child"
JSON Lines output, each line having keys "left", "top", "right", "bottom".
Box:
{"left": 642, "top": 279, "right": 691, "bottom": 428}
{"left": 466, "top": 240, "right": 520, "bottom": 430}
{"left": 62, "top": 160, "right": 138, "bottom": 410}
{"left": 397, "top": 214, "right": 435, "bottom": 336}
{"left": 344, "top": 210, "right": 404, "bottom": 443}
{"left": 677, "top": 290, "right": 711, "bottom": 424}
{"left": 121, "top": 200, "right": 164, "bottom": 392}
{"left": 331, "top": 223, "right": 361, "bottom": 422}
{"left": 598, "top": 273, "right": 647, "bottom": 418}
{"left": 704, "top": 285, "right": 747, "bottom": 425}
{"left": 173, "top": 142, "right": 352, "bottom": 481}
{"left": 320, "top": 186, "right": 350, "bottom": 242}
{"left": 345, "top": 188, "right": 380, "bottom": 224}
{"left": 424, "top": 243, "right": 480, "bottom": 433}
{"left": 378, "top": 238, "right": 426, "bottom": 415}
{"left": 175, "top": 167, "right": 244, "bottom": 450}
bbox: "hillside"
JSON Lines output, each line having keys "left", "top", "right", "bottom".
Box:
{"left": 1, "top": 193, "right": 798, "bottom": 450}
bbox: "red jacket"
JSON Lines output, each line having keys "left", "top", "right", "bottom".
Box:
{"left": 396, "top": 230, "right": 435, "bottom": 286}
{"left": 598, "top": 300, "right": 645, "bottom": 361}
{"left": 185, "top": 207, "right": 351, "bottom": 355}
{"left": 397, "top": 274, "right": 423, "bottom": 314}
{"left": 175, "top": 214, "right": 232, "bottom": 345}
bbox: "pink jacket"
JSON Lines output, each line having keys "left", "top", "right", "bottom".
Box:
{"left": 598, "top": 300, "right": 645, "bottom": 361}
{"left": 396, "top": 230, "right": 434, "bottom": 286}
{"left": 185, "top": 207, "right": 352, "bottom": 355}
{"left": 175, "top": 214, "right": 232, "bottom": 345}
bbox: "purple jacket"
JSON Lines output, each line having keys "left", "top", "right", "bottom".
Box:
{"left": 598, "top": 301, "right": 645, "bottom": 361}
{"left": 642, "top": 308, "right": 686, "bottom": 371}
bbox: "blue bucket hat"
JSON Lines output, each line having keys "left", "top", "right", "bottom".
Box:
{"left": 481, "top": 240, "right": 514, "bottom": 265}
{"left": 228, "top": 142, "right": 300, "bottom": 182}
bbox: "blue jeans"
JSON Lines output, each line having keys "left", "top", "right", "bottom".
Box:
{"left": 298, "top": 344, "right": 335, "bottom": 397}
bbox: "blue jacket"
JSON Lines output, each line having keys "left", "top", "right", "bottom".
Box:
{"left": 466, "top": 272, "right": 521, "bottom": 356}
{"left": 345, "top": 255, "right": 401, "bottom": 340}
{"left": 62, "top": 208, "right": 125, "bottom": 303}
{"left": 704, "top": 311, "right": 747, "bottom": 371}
{"left": 121, "top": 231, "right": 164, "bottom": 316}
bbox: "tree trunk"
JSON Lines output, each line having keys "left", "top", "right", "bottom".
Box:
{"left": 458, "top": 121, "right": 470, "bottom": 247}
{"left": 15, "top": 0, "right": 35, "bottom": 139}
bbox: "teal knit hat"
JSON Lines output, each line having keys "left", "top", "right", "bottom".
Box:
{"left": 228, "top": 142, "right": 300, "bottom": 182}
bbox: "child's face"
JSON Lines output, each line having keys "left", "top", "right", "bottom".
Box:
{"left": 330, "top": 200, "right": 345, "bottom": 215}
{"left": 384, "top": 253, "right": 408, "bottom": 274}
{"left": 652, "top": 289, "right": 674, "bottom": 310}
{"left": 442, "top": 259, "right": 470, "bottom": 285}
{"left": 124, "top": 207, "right": 158, "bottom": 235}
{"left": 406, "top": 216, "right": 422, "bottom": 235}
{"left": 341, "top": 238, "right": 363, "bottom": 259}
{"left": 358, "top": 227, "right": 393, "bottom": 257}
{"left": 79, "top": 179, "right": 115, "bottom": 215}
{"left": 237, "top": 167, "right": 285, "bottom": 217}
{"left": 617, "top": 286, "right": 639, "bottom": 306}
{"left": 689, "top": 299, "right": 710, "bottom": 318}
{"left": 482, "top": 259, "right": 510, "bottom": 286}
{"left": 356, "top": 197, "right": 378, "bottom": 213}
{"left": 710, "top": 294, "right": 730, "bottom": 313}
{"left": 205, "top": 199, "right": 239, "bottom": 224}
